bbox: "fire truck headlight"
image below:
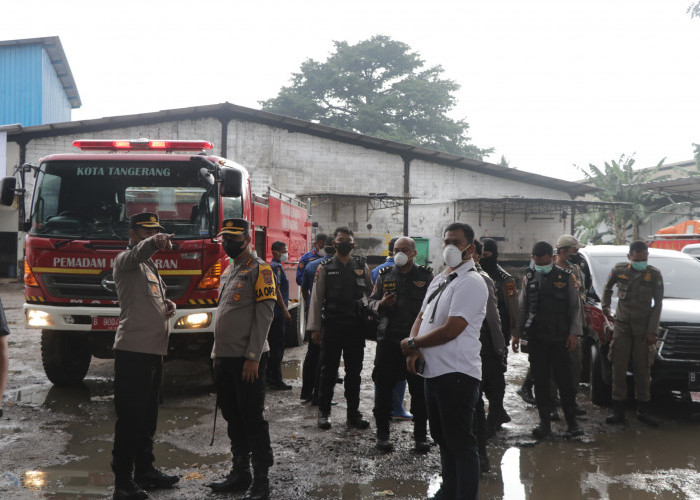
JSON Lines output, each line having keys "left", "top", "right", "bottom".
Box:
{"left": 175, "top": 312, "right": 211, "bottom": 329}
{"left": 26, "top": 309, "right": 54, "bottom": 327}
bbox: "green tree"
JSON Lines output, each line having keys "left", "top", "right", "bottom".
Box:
{"left": 689, "top": 2, "right": 700, "bottom": 18}
{"left": 575, "top": 155, "right": 672, "bottom": 244}
{"left": 260, "top": 35, "right": 491, "bottom": 160}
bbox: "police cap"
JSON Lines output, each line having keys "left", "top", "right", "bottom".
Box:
{"left": 129, "top": 212, "right": 164, "bottom": 231}
{"left": 218, "top": 218, "right": 250, "bottom": 237}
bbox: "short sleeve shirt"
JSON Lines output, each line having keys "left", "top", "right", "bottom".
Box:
{"left": 416, "top": 260, "right": 488, "bottom": 380}
{"left": 0, "top": 296, "right": 10, "bottom": 337}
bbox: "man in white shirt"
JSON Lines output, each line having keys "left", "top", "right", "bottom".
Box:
{"left": 401, "top": 222, "right": 488, "bottom": 500}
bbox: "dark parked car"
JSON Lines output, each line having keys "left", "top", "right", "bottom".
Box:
{"left": 580, "top": 245, "right": 700, "bottom": 406}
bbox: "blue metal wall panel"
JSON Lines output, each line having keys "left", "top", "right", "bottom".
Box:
{"left": 0, "top": 45, "right": 43, "bottom": 126}
{"left": 41, "top": 49, "right": 71, "bottom": 124}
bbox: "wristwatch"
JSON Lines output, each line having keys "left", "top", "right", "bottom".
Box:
{"left": 407, "top": 337, "right": 416, "bottom": 349}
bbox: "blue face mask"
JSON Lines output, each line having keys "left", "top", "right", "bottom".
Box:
{"left": 535, "top": 263, "right": 553, "bottom": 275}
{"left": 630, "top": 261, "right": 648, "bottom": 271}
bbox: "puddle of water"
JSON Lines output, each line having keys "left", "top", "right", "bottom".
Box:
{"left": 479, "top": 422, "right": 700, "bottom": 500}
{"left": 281, "top": 359, "right": 302, "bottom": 380}
{"left": 6, "top": 383, "right": 227, "bottom": 497}
{"left": 308, "top": 474, "right": 442, "bottom": 500}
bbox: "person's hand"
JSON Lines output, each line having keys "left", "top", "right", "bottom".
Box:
{"left": 153, "top": 233, "right": 174, "bottom": 250}
{"left": 242, "top": 359, "right": 260, "bottom": 383}
{"left": 645, "top": 332, "right": 657, "bottom": 346}
{"left": 566, "top": 334, "right": 578, "bottom": 352}
{"left": 511, "top": 337, "right": 520, "bottom": 354}
{"left": 379, "top": 292, "right": 397, "bottom": 309}
{"left": 165, "top": 299, "right": 176, "bottom": 318}
{"left": 400, "top": 337, "right": 414, "bottom": 356}
{"left": 284, "top": 310, "right": 293, "bottom": 323}
{"left": 405, "top": 351, "right": 424, "bottom": 375}
{"left": 311, "top": 330, "right": 322, "bottom": 345}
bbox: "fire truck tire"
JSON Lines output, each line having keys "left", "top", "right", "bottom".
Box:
{"left": 589, "top": 343, "right": 612, "bottom": 407}
{"left": 41, "top": 330, "right": 92, "bottom": 386}
{"left": 285, "top": 300, "right": 306, "bottom": 348}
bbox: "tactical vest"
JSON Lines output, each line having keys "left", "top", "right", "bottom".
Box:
{"left": 525, "top": 266, "right": 571, "bottom": 341}
{"left": 321, "top": 256, "right": 367, "bottom": 321}
{"left": 377, "top": 264, "right": 432, "bottom": 341}
{"left": 478, "top": 270, "right": 499, "bottom": 358}
{"left": 488, "top": 265, "right": 513, "bottom": 338}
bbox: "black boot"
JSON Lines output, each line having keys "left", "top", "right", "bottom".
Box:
{"left": 317, "top": 411, "right": 331, "bottom": 430}
{"left": 207, "top": 457, "right": 252, "bottom": 493}
{"left": 243, "top": 467, "right": 270, "bottom": 500}
{"left": 605, "top": 400, "right": 626, "bottom": 424}
{"left": 347, "top": 410, "right": 370, "bottom": 429}
{"left": 113, "top": 476, "right": 148, "bottom": 500}
{"left": 517, "top": 377, "right": 536, "bottom": 405}
{"left": 531, "top": 419, "right": 551, "bottom": 439}
{"left": 636, "top": 401, "right": 661, "bottom": 427}
{"left": 563, "top": 412, "right": 584, "bottom": 438}
{"left": 134, "top": 466, "right": 179, "bottom": 490}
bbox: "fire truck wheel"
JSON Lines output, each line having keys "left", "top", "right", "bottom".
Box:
{"left": 285, "top": 301, "right": 306, "bottom": 348}
{"left": 41, "top": 330, "right": 92, "bottom": 386}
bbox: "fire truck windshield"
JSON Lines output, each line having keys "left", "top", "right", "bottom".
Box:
{"left": 29, "top": 160, "right": 242, "bottom": 240}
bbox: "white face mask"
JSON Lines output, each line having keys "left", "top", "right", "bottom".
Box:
{"left": 280, "top": 253, "right": 289, "bottom": 263}
{"left": 443, "top": 244, "right": 471, "bottom": 268}
{"left": 393, "top": 252, "right": 409, "bottom": 267}
{"left": 317, "top": 248, "right": 326, "bottom": 257}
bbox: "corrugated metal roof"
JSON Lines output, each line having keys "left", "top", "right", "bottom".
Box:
{"left": 5, "top": 101, "right": 596, "bottom": 197}
{"left": 0, "top": 36, "right": 81, "bottom": 108}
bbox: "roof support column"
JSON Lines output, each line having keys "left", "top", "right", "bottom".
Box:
{"left": 402, "top": 156, "right": 411, "bottom": 236}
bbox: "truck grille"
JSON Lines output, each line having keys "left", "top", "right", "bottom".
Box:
{"left": 659, "top": 325, "right": 700, "bottom": 361}
{"left": 42, "top": 272, "right": 191, "bottom": 300}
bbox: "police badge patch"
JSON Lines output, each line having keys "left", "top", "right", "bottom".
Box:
{"left": 261, "top": 268, "right": 273, "bottom": 286}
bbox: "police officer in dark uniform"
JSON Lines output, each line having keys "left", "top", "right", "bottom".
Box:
{"left": 513, "top": 241, "right": 584, "bottom": 439}
{"left": 602, "top": 240, "right": 663, "bottom": 427}
{"left": 368, "top": 236, "right": 433, "bottom": 452}
{"left": 472, "top": 239, "right": 506, "bottom": 472}
{"left": 308, "top": 226, "right": 373, "bottom": 430}
{"left": 296, "top": 233, "right": 328, "bottom": 286}
{"left": 478, "top": 238, "right": 518, "bottom": 433}
{"left": 266, "top": 241, "right": 293, "bottom": 390}
{"left": 111, "top": 212, "right": 179, "bottom": 500}
{"left": 208, "top": 219, "right": 277, "bottom": 500}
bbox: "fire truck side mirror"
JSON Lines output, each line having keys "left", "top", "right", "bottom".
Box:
{"left": 0, "top": 177, "right": 17, "bottom": 206}
{"left": 220, "top": 168, "right": 243, "bottom": 198}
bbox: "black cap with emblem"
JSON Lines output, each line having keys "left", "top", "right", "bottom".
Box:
{"left": 129, "top": 212, "right": 164, "bottom": 231}
{"left": 218, "top": 218, "right": 250, "bottom": 237}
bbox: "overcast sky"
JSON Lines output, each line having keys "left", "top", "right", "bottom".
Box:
{"left": 4, "top": 0, "right": 700, "bottom": 180}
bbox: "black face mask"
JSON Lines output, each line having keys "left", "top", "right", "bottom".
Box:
{"left": 223, "top": 239, "right": 246, "bottom": 259}
{"left": 480, "top": 255, "right": 498, "bottom": 272}
{"left": 568, "top": 253, "right": 583, "bottom": 265}
{"left": 335, "top": 242, "right": 353, "bottom": 256}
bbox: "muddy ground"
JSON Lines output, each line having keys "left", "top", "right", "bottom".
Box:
{"left": 2, "top": 280, "right": 700, "bottom": 499}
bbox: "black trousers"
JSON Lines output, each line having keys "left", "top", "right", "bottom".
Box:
{"left": 481, "top": 354, "right": 506, "bottom": 417}
{"left": 528, "top": 339, "right": 576, "bottom": 422}
{"left": 112, "top": 349, "right": 163, "bottom": 475}
{"left": 425, "top": 372, "right": 481, "bottom": 500}
{"left": 318, "top": 319, "right": 365, "bottom": 415}
{"left": 266, "top": 315, "right": 286, "bottom": 383}
{"left": 214, "top": 354, "right": 273, "bottom": 469}
{"left": 301, "top": 332, "right": 322, "bottom": 400}
{"left": 372, "top": 340, "right": 427, "bottom": 440}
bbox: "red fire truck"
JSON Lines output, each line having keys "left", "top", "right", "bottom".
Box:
{"left": 0, "top": 139, "right": 311, "bottom": 385}
{"left": 649, "top": 220, "right": 700, "bottom": 251}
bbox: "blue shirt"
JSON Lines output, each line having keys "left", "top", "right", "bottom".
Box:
{"left": 371, "top": 257, "right": 395, "bottom": 284}
{"left": 296, "top": 249, "right": 321, "bottom": 285}
{"left": 270, "top": 259, "right": 289, "bottom": 316}
{"left": 301, "top": 256, "right": 327, "bottom": 296}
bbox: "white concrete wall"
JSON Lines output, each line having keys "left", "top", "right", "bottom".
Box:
{"left": 5, "top": 114, "right": 575, "bottom": 268}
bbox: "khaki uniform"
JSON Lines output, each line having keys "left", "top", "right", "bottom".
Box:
{"left": 213, "top": 254, "right": 276, "bottom": 360}
{"left": 113, "top": 237, "right": 169, "bottom": 355}
{"left": 602, "top": 263, "right": 663, "bottom": 402}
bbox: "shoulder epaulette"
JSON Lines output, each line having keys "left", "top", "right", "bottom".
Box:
{"left": 320, "top": 257, "right": 333, "bottom": 266}
{"left": 378, "top": 266, "right": 393, "bottom": 276}
{"left": 561, "top": 266, "right": 572, "bottom": 275}
{"left": 496, "top": 265, "right": 511, "bottom": 280}
{"left": 418, "top": 265, "right": 433, "bottom": 274}
{"left": 525, "top": 268, "right": 535, "bottom": 279}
